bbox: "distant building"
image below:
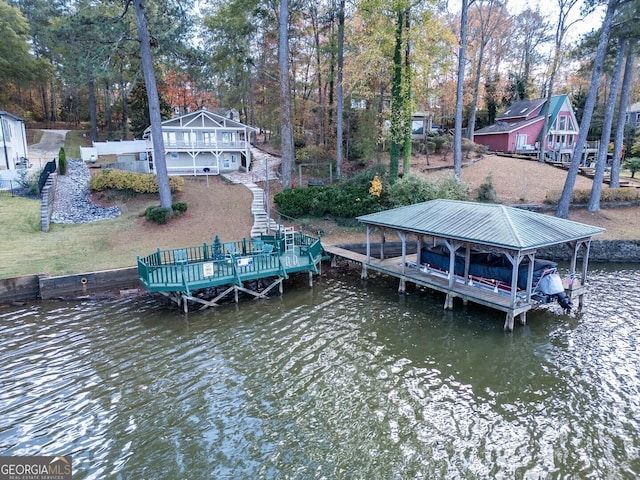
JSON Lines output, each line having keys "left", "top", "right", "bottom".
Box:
{"left": 473, "top": 95, "right": 579, "bottom": 158}
{"left": 626, "top": 101, "right": 640, "bottom": 130}
{"left": 0, "top": 111, "right": 28, "bottom": 170}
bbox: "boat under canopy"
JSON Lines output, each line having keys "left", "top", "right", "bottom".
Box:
{"left": 355, "top": 199, "right": 605, "bottom": 330}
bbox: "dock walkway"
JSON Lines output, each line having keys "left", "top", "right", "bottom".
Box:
{"left": 324, "top": 245, "right": 534, "bottom": 318}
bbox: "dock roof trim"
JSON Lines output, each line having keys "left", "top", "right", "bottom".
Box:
{"left": 357, "top": 199, "right": 605, "bottom": 250}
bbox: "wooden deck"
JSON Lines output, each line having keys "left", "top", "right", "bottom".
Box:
{"left": 325, "top": 246, "right": 532, "bottom": 316}
{"left": 138, "top": 233, "right": 325, "bottom": 311}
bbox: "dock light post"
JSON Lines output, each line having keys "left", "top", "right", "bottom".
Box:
{"left": 265, "top": 154, "right": 271, "bottom": 233}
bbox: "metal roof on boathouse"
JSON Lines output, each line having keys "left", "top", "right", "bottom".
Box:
{"left": 357, "top": 199, "right": 605, "bottom": 250}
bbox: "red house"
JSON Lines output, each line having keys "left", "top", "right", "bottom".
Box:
{"left": 473, "top": 95, "right": 579, "bottom": 159}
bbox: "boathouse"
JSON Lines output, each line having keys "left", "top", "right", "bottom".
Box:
{"left": 137, "top": 229, "right": 325, "bottom": 312}
{"left": 352, "top": 199, "right": 604, "bottom": 330}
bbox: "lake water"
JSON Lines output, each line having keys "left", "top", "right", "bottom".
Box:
{"left": 1, "top": 265, "right": 639, "bottom": 479}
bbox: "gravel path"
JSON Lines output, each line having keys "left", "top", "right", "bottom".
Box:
{"left": 51, "top": 159, "right": 121, "bottom": 224}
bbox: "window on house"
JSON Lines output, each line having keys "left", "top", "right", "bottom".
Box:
{"left": 221, "top": 132, "right": 234, "bottom": 144}
{"left": 559, "top": 116, "right": 566, "bottom": 130}
{"left": 164, "top": 131, "right": 177, "bottom": 146}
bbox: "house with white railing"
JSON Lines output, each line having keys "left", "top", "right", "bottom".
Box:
{"left": 0, "top": 111, "right": 29, "bottom": 170}
{"left": 143, "top": 108, "right": 258, "bottom": 176}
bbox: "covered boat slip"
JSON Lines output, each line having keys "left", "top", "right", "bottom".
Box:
{"left": 137, "top": 230, "right": 325, "bottom": 312}
{"left": 356, "top": 200, "right": 605, "bottom": 330}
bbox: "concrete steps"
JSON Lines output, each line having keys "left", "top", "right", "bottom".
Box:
{"left": 222, "top": 148, "right": 281, "bottom": 237}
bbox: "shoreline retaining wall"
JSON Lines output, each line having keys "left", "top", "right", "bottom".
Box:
{"left": 0, "top": 267, "right": 139, "bottom": 303}
{"left": 0, "top": 240, "right": 637, "bottom": 303}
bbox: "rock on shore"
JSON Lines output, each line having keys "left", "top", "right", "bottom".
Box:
{"left": 51, "top": 159, "right": 120, "bottom": 224}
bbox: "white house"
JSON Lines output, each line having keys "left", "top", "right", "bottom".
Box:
{"left": 143, "top": 108, "right": 258, "bottom": 176}
{"left": 626, "top": 101, "right": 640, "bottom": 131}
{"left": 0, "top": 111, "right": 28, "bottom": 170}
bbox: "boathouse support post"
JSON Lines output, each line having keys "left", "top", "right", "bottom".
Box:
{"left": 398, "top": 231, "right": 407, "bottom": 294}
{"left": 462, "top": 245, "right": 471, "bottom": 306}
{"left": 308, "top": 270, "right": 313, "bottom": 287}
{"left": 524, "top": 253, "right": 535, "bottom": 306}
{"left": 380, "top": 228, "right": 386, "bottom": 260}
{"left": 504, "top": 313, "right": 514, "bottom": 331}
{"left": 443, "top": 240, "right": 462, "bottom": 310}
{"left": 578, "top": 239, "right": 592, "bottom": 308}
{"left": 362, "top": 226, "right": 371, "bottom": 279}
{"left": 503, "top": 251, "right": 522, "bottom": 329}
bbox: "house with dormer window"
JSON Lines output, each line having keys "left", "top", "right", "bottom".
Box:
{"left": 142, "top": 108, "right": 258, "bottom": 176}
{"left": 473, "top": 95, "right": 579, "bottom": 158}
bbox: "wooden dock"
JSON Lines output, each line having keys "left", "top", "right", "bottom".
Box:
{"left": 138, "top": 231, "right": 325, "bottom": 312}
{"left": 325, "top": 245, "right": 533, "bottom": 318}
{"left": 324, "top": 244, "right": 588, "bottom": 329}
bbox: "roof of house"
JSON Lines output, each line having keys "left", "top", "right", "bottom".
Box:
{"left": 474, "top": 95, "right": 573, "bottom": 137}
{"left": 497, "top": 98, "right": 546, "bottom": 121}
{"left": 145, "top": 108, "right": 258, "bottom": 133}
{"left": 0, "top": 111, "right": 25, "bottom": 122}
{"left": 473, "top": 117, "right": 543, "bottom": 135}
{"left": 357, "top": 199, "right": 604, "bottom": 251}
{"left": 627, "top": 101, "right": 640, "bottom": 113}
{"left": 547, "top": 94, "right": 567, "bottom": 123}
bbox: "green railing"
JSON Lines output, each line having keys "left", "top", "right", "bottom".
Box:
{"left": 137, "top": 235, "right": 315, "bottom": 294}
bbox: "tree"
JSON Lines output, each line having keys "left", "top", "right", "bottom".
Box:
{"left": 556, "top": 0, "right": 622, "bottom": 219}
{"left": 133, "top": 0, "right": 172, "bottom": 210}
{"left": 623, "top": 157, "right": 640, "bottom": 178}
{"left": 453, "top": 0, "right": 475, "bottom": 181}
{"left": 537, "top": 0, "right": 581, "bottom": 162}
{"left": 610, "top": 41, "right": 636, "bottom": 188}
{"left": 128, "top": 81, "right": 171, "bottom": 139}
{"left": 336, "top": 0, "right": 346, "bottom": 179}
{"left": 465, "top": 0, "right": 506, "bottom": 141}
{"left": 279, "top": 0, "right": 295, "bottom": 188}
{"left": 587, "top": 37, "right": 625, "bottom": 211}
{"left": 0, "top": 1, "right": 47, "bottom": 84}
{"left": 509, "top": 7, "right": 551, "bottom": 101}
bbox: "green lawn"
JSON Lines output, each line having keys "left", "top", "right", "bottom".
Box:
{"left": 0, "top": 192, "right": 147, "bottom": 278}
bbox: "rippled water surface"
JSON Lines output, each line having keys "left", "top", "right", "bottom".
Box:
{"left": 1, "top": 266, "right": 639, "bottom": 479}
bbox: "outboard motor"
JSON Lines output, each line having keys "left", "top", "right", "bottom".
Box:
{"left": 539, "top": 271, "right": 573, "bottom": 312}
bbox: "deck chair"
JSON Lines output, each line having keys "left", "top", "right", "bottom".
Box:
{"left": 224, "top": 242, "right": 239, "bottom": 256}
{"left": 251, "top": 239, "right": 264, "bottom": 253}
{"left": 174, "top": 249, "right": 188, "bottom": 264}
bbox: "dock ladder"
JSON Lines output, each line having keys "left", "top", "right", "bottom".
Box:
{"left": 283, "top": 226, "right": 295, "bottom": 253}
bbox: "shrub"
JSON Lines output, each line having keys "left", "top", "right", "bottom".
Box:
{"left": 89, "top": 169, "right": 184, "bottom": 194}
{"left": 274, "top": 184, "right": 384, "bottom": 219}
{"left": 58, "top": 147, "right": 67, "bottom": 175}
{"left": 172, "top": 201, "right": 188, "bottom": 215}
{"left": 342, "top": 165, "right": 388, "bottom": 188}
{"left": 144, "top": 206, "right": 172, "bottom": 224}
{"left": 544, "top": 187, "right": 640, "bottom": 205}
{"left": 143, "top": 202, "right": 189, "bottom": 224}
{"left": 476, "top": 174, "right": 496, "bottom": 202}
{"left": 273, "top": 187, "right": 318, "bottom": 217}
{"left": 431, "top": 135, "right": 448, "bottom": 154}
{"left": 387, "top": 174, "right": 469, "bottom": 207}
{"left": 295, "top": 145, "right": 332, "bottom": 164}
{"left": 18, "top": 169, "right": 39, "bottom": 196}
{"left": 623, "top": 157, "right": 640, "bottom": 178}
